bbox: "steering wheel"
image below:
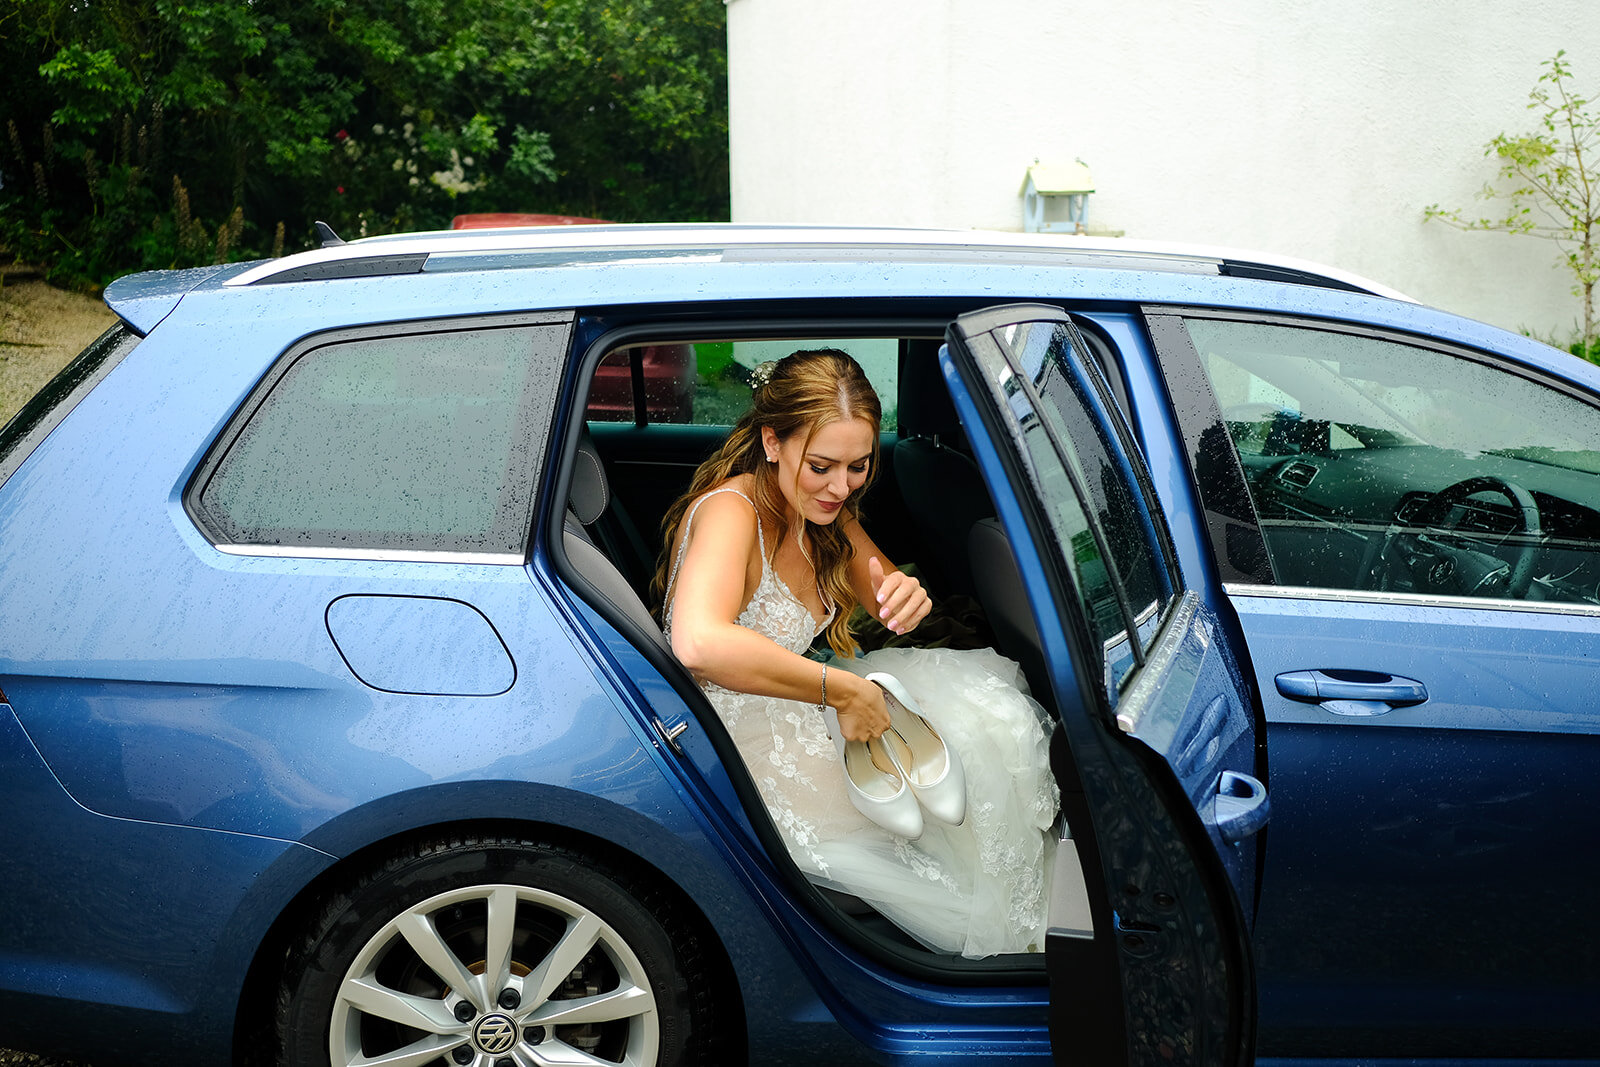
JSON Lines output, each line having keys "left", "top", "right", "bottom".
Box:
{"left": 1376, "top": 476, "right": 1542, "bottom": 598}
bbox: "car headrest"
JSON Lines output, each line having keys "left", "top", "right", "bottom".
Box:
{"left": 898, "top": 339, "right": 962, "bottom": 440}
{"left": 569, "top": 424, "right": 609, "bottom": 525}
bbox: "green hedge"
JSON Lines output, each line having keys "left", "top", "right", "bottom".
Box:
{"left": 1, "top": 0, "right": 729, "bottom": 289}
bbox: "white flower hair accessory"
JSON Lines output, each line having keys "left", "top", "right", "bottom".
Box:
{"left": 750, "top": 360, "right": 779, "bottom": 392}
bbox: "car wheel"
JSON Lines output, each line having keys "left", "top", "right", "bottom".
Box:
{"left": 277, "top": 836, "right": 696, "bottom": 1066}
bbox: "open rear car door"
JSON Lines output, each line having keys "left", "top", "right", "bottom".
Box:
{"left": 943, "top": 305, "right": 1264, "bottom": 1066}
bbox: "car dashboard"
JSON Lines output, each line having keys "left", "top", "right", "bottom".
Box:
{"left": 1230, "top": 419, "right": 1600, "bottom": 606}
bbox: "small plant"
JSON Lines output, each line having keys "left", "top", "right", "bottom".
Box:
{"left": 1567, "top": 335, "right": 1600, "bottom": 366}
{"left": 1426, "top": 51, "right": 1600, "bottom": 350}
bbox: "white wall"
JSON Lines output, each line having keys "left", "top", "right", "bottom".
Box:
{"left": 726, "top": 0, "right": 1600, "bottom": 339}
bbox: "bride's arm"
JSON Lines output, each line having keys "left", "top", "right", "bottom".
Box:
{"left": 840, "top": 515, "right": 932, "bottom": 635}
{"left": 668, "top": 493, "right": 889, "bottom": 741}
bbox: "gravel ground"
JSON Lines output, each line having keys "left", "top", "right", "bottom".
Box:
{"left": 0, "top": 272, "right": 108, "bottom": 1065}
{"left": 0, "top": 273, "right": 117, "bottom": 421}
{"left": 0, "top": 1053, "right": 84, "bottom": 1067}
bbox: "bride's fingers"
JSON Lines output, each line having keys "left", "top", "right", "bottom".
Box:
{"left": 865, "top": 685, "right": 891, "bottom": 736}
{"left": 898, "top": 592, "right": 931, "bottom": 632}
{"left": 887, "top": 604, "right": 929, "bottom": 634}
{"left": 874, "top": 571, "right": 912, "bottom": 616}
{"left": 877, "top": 574, "right": 930, "bottom": 633}
{"left": 833, "top": 676, "right": 889, "bottom": 741}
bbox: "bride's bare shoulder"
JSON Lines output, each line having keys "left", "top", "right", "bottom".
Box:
{"left": 686, "top": 480, "right": 759, "bottom": 532}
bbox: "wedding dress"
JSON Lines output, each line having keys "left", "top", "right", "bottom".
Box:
{"left": 665, "top": 487, "right": 1059, "bottom": 958}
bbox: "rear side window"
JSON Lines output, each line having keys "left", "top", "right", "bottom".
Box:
{"left": 189, "top": 320, "right": 566, "bottom": 560}
{"left": 0, "top": 324, "right": 140, "bottom": 488}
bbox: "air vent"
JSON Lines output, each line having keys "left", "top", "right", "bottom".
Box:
{"left": 1277, "top": 461, "right": 1319, "bottom": 490}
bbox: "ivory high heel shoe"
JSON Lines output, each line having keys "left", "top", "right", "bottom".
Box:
{"left": 825, "top": 707, "right": 924, "bottom": 839}
{"left": 865, "top": 672, "right": 966, "bottom": 826}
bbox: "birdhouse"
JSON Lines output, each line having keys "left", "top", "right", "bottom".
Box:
{"left": 1023, "top": 160, "right": 1095, "bottom": 234}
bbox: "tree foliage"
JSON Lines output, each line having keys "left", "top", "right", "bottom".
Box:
{"left": 1426, "top": 51, "right": 1600, "bottom": 353}
{"left": 0, "top": 0, "right": 729, "bottom": 288}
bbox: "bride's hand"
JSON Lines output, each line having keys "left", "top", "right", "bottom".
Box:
{"left": 832, "top": 672, "right": 890, "bottom": 742}
{"left": 869, "top": 556, "right": 931, "bottom": 635}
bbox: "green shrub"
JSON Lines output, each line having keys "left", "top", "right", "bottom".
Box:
{"left": 1, "top": 0, "right": 729, "bottom": 290}
{"left": 1568, "top": 336, "right": 1600, "bottom": 366}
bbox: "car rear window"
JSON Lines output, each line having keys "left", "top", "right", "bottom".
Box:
{"left": 188, "top": 321, "right": 566, "bottom": 560}
{"left": 0, "top": 323, "right": 140, "bottom": 489}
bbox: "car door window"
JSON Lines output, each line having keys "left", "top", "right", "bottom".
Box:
{"left": 189, "top": 321, "right": 565, "bottom": 559}
{"left": 983, "top": 319, "right": 1174, "bottom": 698}
{"left": 1183, "top": 316, "right": 1600, "bottom": 605}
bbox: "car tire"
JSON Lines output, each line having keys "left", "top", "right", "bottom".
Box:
{"left": 276, "top": 835, "right": 698, "bottom": 1067}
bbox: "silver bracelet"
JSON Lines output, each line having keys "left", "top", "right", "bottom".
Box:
{"left": 819, "top": 663, "right": 828, "bottom": 712}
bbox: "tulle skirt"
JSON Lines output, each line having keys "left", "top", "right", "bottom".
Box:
{"left": 705, "top": 645, "right": 1059, "bottom": 958}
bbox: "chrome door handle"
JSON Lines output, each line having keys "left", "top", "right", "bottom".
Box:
{"left": 1275, "top": 669, "right": 1428, "bottom": 716}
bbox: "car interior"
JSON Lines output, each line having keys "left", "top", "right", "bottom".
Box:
{"left": 554, "top": 327, "right": 1063, "bottom": 966}
{"left": 1193, "top": 320, "right": 1600, "bottom": 605}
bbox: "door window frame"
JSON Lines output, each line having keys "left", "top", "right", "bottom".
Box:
{"left": 956, "top": 311, "right": 1184, "bottom": 703}
{"left": 547, "top": 311, "right": 1058, "bottom": 984}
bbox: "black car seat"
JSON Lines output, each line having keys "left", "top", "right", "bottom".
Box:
{"left": 893, "top": 342, "right": 995, "bottom": 598}
{"left": 968, "top": 517, "right": 1050, "bottom": 702}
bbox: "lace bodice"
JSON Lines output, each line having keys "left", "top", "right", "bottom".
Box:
{"left": 663, "top": 486, "right": 831, "bottom": 659}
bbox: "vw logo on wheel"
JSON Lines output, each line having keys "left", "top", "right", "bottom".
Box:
{"left": 473, "top": 1012, "right": 519, "bottom": 1055}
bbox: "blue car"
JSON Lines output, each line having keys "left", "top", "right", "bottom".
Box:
{"left": 2, "top": 226, "right": 1596, "bottom": 1067}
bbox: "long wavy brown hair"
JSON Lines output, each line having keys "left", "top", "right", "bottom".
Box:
{"left": 653, "top": 348, "right": 882, "bottom": 657}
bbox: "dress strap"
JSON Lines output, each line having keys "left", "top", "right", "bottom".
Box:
{"left": 664, "top": 487, "right": 763, "bottom": 610}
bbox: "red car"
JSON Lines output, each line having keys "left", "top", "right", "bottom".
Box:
{"left": 448, "top": 212, "right": 613, "bottom": 228}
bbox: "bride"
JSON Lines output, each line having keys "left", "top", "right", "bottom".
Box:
{"left": 656, "top": 348, "right": 1058, "bottom": 958}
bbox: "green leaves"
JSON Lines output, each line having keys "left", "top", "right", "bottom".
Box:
{"left": 2, "top": 0, "right": 728, "bottom": 287}
{"left": 1426, "top": 51, "right": 1600, "bottom": 348}
{"left": 506, "top": 126, "right": 556, "bottom": 183}
{"left": 40, "top": 46, "right": 140, "bottom": 128}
